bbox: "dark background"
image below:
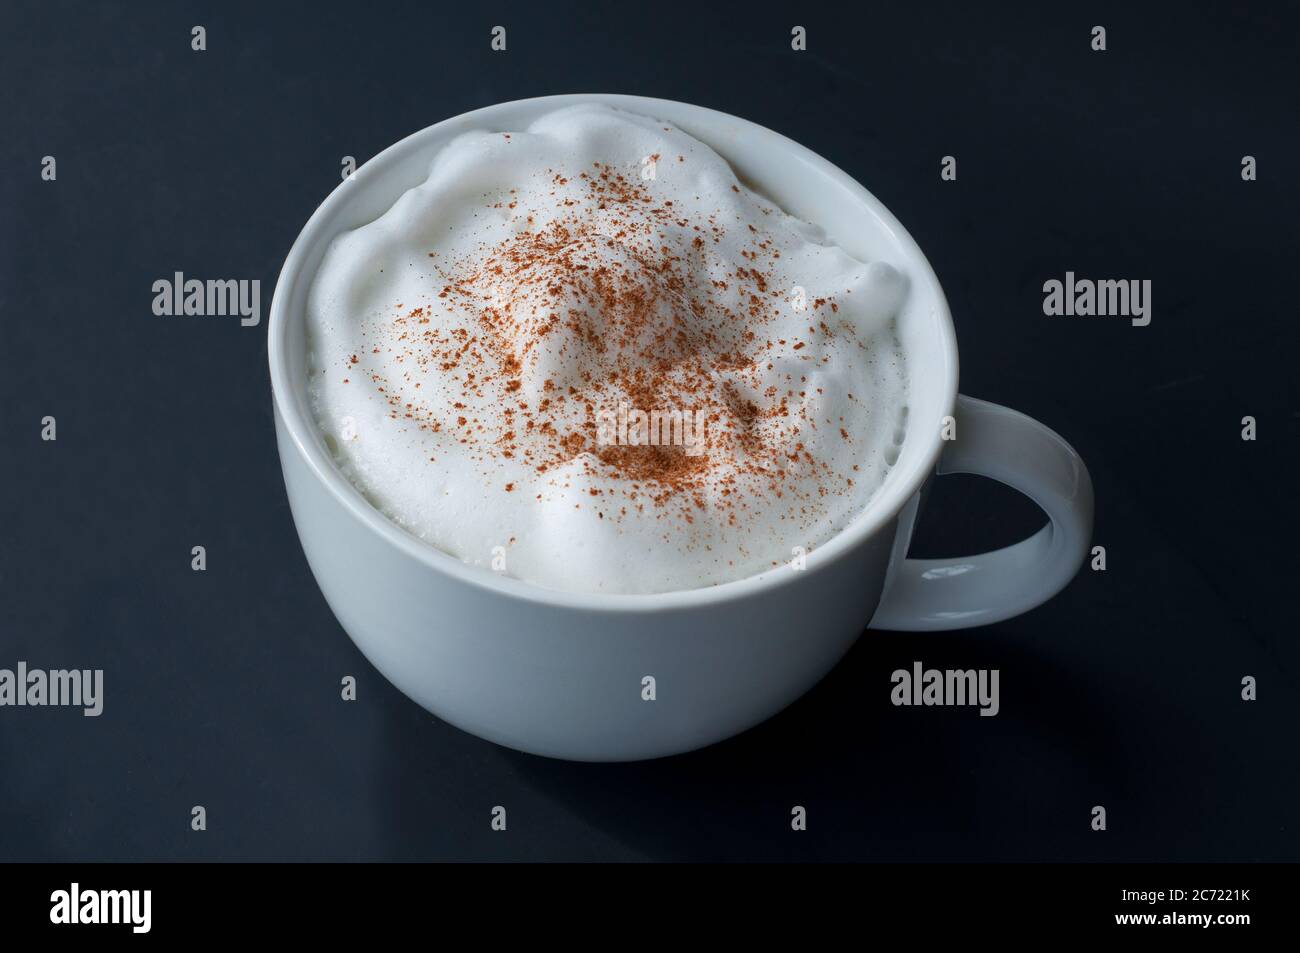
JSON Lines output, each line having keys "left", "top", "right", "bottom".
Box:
{"left": 1, "top": 0, "right": 1296, "bottom": 861}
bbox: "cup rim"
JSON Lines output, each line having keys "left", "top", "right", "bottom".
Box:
{"left": 268, "top": 93, "right": 959, "bottom": 612}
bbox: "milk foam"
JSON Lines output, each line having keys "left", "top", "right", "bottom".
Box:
{"left": 307, "top": 104, "right": 909, "bottom": 594}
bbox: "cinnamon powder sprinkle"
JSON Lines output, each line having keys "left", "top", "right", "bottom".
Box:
{"left": 351, "top": 161, "right": 856, "bottom": 528}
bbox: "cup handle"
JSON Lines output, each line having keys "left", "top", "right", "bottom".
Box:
{"left": 869, "top": 394, "right": 1094, "bottom": 631}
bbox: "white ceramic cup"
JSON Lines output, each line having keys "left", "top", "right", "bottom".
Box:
{"left": 269, "top": 94, "right": 1094, "bottom": 762}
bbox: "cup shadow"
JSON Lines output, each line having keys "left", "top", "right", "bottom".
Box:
{"left": 375, "top": 625, "right": 1134, "bottom": 861}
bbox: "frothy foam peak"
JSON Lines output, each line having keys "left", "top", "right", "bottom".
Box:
{"left": 308, "top": 104, "right": 910, "bottom": 594}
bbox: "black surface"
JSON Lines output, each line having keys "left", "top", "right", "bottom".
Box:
{"left": 1, "top": 0, "right": 1296, "bottom": 861}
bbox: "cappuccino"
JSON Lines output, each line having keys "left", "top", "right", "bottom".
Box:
{"left": 307, "top": 104, "right": 910, "bottom": 593}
